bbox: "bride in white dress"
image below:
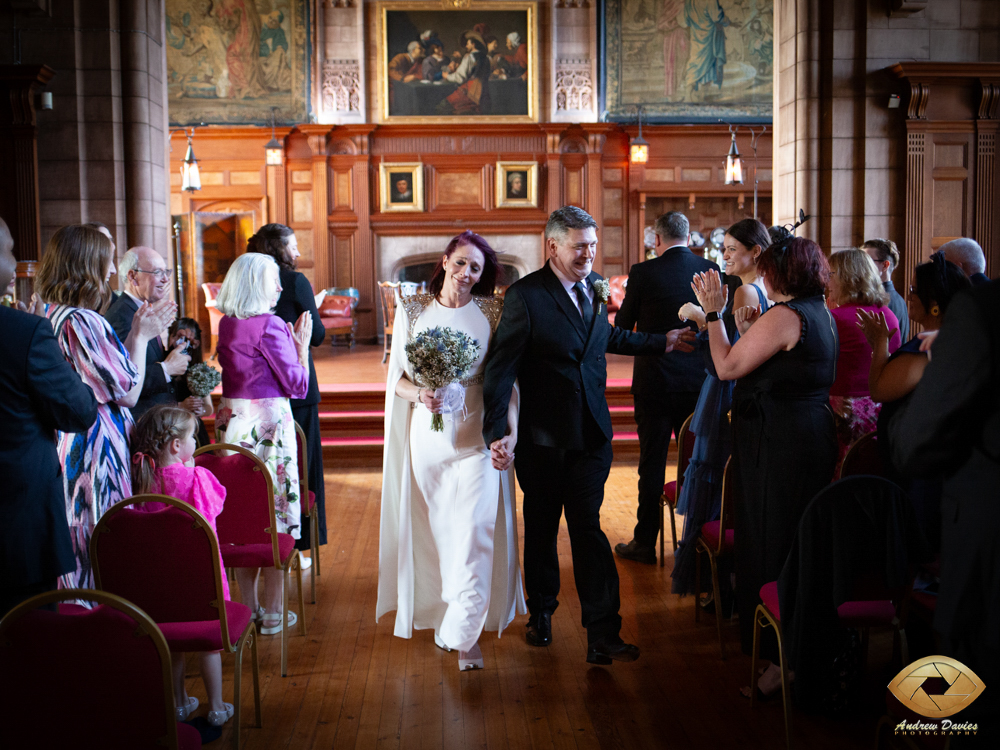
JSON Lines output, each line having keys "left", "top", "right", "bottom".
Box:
{"left": 377, "top": 231, "right": 526, "bottom": 671}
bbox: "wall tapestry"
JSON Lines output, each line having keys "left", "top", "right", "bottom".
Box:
{"left": 166, "top": 0, "right": 311, "bottom": 125}
{"left": 376, "top": 1, "right": 538, "bottom": 123}
{"left": 603, "top": 0, "right": 772, "bottom": 122}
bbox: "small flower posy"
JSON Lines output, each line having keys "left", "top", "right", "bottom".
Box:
{"left": 406, "top": 326, "right": 481, "bottom": 432}
{"left": 592, "top": 278, "right": 610, "bottom": 306}
{"left": 186, "top": 362, "right": 222, "bottom": 398}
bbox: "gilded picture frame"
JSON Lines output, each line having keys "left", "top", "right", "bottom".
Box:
{"left": 495, "top": 161, "right": 537, "bottom": 208}
{"left": 376, "top": 1, "right": 539, "bottom": 123}
{"left": 380, "top": 162, "right": 425, "bottom": 213}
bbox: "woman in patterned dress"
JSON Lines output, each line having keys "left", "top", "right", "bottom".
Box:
{"left": 214, "top": 252, "right": 311, "bottom": 634}
{"left": 34, "top": 225, "right": 169, "bottom": 592}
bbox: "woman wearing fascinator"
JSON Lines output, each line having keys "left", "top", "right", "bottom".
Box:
{"left": 377, "top": 230, "right": 525, "bottom": 672}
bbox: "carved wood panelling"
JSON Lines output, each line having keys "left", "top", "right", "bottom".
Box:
{"left": 371, "top": 134, "right": 546, "bottom": 154}
{"left": 976, "top": 127, "right": 996, "bottom": 274}
{"left": 905, "top": 131, "right": 926, "bottom": 307}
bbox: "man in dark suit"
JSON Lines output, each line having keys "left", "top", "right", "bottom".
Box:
{"left": 104, "top": 246, "right": 186, "bottom": 418}
{"left": 612, "top": 211, "right": 715, "bottom": 564}
{"left": 941, "top": 237, "right": 991, "bottom": 286}
{"left": 0, "top": 217, "right": 99, "bottom": 616}
{"left": 862, "top": 237, "right": 910, "bottom": 343}
{"left": 890, "top": 280, "right": 999, "bottom": 744}
{"left": 483, "top": 206, "right": 695, "bottom": 663}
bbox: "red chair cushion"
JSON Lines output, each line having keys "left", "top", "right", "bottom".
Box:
{"left": 836, "top": 599, "right": 897, "bottom": 627}
{"left": 319, "top": 295, "right": 353, "bottom": 317}
{"left": 196, "top": 452, "right": 272, "bottom": 546}
{"left": 178, "top": 721, "right": 203, "bottom": 749}
{"left": 760, "top": 581, "right": 781, "bottom": 620}
{"left": 321, "top": 315, "right": 353, "bottom": 329}
{"left": 220, "top": 532, "right": 296, "bottom": 568}
{"left": 662, "top": 481, "right": 677, "bottom": 506}
{"left": 58, "top": 603, "right": 90, "bottom": 615}
{"left": 308, "top": 490, "right": 316, "bottom": 511}
{"left": 159, "top": 600, "right": 253, "bottom": 652}
{"left": 700, "top": 520, "right": 734, "bottom": 552}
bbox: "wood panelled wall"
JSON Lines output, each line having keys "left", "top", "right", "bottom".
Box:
{"left": 170, "top": 124, "right": 770, "bottom": 342}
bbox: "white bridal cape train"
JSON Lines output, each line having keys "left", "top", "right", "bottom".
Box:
{"left": 376, "top": 293, "right": 526, "bottom": 651}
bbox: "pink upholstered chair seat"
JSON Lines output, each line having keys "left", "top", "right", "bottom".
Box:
{"left": 308, "top": 490, "right": 316, "bottom": 511}
{"left": 322, "top": 315, "right": 353, "bottom": 328}
{"left": 760, "top": 580, "right": 896, "bottom": 628}
{"left": 158, "top": 600, "right": 253, "bottom": 652}
{"left": 760, "top": 581, "right": 782, "bottom": 620}
{"left": 700, "top": 520, "right": 734, "bottom": 552}
{"left": 662, "top": 480, "right": 677, "bottom": 507}
{"left": 220, "top": 533, "right": 296, "bottom": 569}
{"left": 178, "top": 722, "right": 203, "bottom": 749}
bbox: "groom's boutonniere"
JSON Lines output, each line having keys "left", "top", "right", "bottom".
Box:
{"left": 593, "top": 278, "right": 610, "bottom": 306}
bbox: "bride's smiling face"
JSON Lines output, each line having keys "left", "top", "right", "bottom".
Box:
{"left": 442, "top": 243, "right": 485, "bottom": 296}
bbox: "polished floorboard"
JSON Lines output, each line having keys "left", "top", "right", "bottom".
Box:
{"left": 187, "top": 461, "right": 886, "bottom": 749}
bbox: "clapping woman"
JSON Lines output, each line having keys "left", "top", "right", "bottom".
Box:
{"left": 214, "top": 253, "right": 311, "bottom": 634}
{"left": 378, "top": 231, "right": 525, "bottom": 671}
{"left": 692, "top": 237, "right": 839, "bottom": 698}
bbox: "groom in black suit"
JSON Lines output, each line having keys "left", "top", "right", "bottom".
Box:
{"left": 483, "top": 206, "right": 695, "bottom": 663}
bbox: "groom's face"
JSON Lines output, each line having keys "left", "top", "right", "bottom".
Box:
{"left": 548, "top": 226, "right": 597, "bottom": 282}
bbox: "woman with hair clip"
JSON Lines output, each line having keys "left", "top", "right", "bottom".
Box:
{"left": 35, "top": 224, "right": 174, "bottom": 592}
{"left": 671, "top": 218, "right": 772, "bottom": 598}
{"left": 858, "top": 250, "right": 971, "bottom": 548}
{"left": 378, "top": 230, "right": 525, "bottom": 672}
{"left": 246, "top": 223, "right": 327, "bottom": 566}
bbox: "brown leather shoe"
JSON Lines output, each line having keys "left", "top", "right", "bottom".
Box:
{"left": 614, "top": 538, "right": 656, "bottom": 565}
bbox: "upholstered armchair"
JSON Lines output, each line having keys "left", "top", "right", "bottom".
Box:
{"left": 607, "top": 275, "right": 628, "bottom": 326}
{"left": 319, "top": 287, "right": 359, "bottom": 348}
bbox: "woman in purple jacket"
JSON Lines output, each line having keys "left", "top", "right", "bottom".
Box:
{"left": 214, "top": 253, "right": 312, "bottom": 634}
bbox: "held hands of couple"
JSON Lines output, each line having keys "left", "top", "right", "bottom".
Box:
{"left": 489, "top": 435, "right": 516, "bottom": 471}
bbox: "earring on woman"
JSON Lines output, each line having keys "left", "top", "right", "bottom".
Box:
{"left": 930, "top": 305, "right": 940, "bottom": 317}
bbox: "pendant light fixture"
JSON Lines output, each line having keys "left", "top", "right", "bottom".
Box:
{"left": 181, "top": 129, "right": 201, "bottom": 192}
{"left": 265, "top": 107, "right": 284, "bottom": 166}
{"left": 630, "top": 105, "right": 649, "bottom": 164}
{"left": 724, "top": 125, "right": 743, "bottom": 185}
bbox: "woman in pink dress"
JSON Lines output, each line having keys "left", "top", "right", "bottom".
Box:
{"left": 826, "top": 248, "right": 901, "bottom": 471}
{"left": 214, "top": 252, "right": 311, "bottom": 634}
{"left": 34, "top": 225, "right": 171, "bottom": 593}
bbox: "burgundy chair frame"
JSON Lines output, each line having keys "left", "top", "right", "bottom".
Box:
{"left": 91, "top": 494, "right": 261, "bottom": 749}
{"left": 694, "top": 455, "right": 736, "bottom": 660}
{"left": 0, "top": 588, "right": 198, "bottom": 750}
{"left": 294, "top": 421, "right": 321, "bottom": 604}
{"left": 193, "top": 443, "right": 306, "bottom": 678}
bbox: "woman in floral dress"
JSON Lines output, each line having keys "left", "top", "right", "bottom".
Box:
{"left": 214, "top": 252, "right": 311, "bottom": 634}
{"left": 35, "top": 225, "right": 168, "bottom": 592}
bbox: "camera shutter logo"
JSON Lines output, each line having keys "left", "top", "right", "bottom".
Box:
{"left": 888, "top": 656, "right": 986, "bottom": 719}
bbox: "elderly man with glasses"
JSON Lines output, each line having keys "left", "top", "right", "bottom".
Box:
{"left": 104, "top": 246, "right": 188, "bottom": 418}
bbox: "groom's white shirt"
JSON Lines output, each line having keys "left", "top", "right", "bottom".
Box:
{"left": 550, "top": 263, "right": 594, "bottom": 317}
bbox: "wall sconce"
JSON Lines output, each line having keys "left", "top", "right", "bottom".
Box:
{"left": 724, "top": 125, "right": 743, "bottom": 185}
{"left": 630, "top": 105, "right": 649, "bottom": 164}
{"left": 265, "top": 107, "right": 283, "bottom": 166}
{"left": 181, "top": 130, "right": 201, "bottom": 192}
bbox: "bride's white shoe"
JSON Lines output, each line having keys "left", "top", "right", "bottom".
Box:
{"left": 458, "top": 645, "right": 483, "bottom": 671}
{"left": 433, "top": 633, "right": 453, "bottom": 652}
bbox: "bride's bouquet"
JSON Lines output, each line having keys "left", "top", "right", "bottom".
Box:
{"left": 186, "top": 362, "right": 222, "bottom": 397}
{"left": 406, "top": 326, "right": 481, "bottom": 432}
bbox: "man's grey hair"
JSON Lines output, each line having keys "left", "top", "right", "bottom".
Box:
{"left": 118, "top": 248, "right": 140, "bottom": 280}
{"left": 407, "top": 41, "right": 422, "bottom": 55}
{"left": 939, "top": 237, "right": 986, "bottom": 275}
{"left": 216, "top": 253, "right": 279, "bottom": 319}
{"left": 654, "top": 211, "right": 690, "bottom": 243}
{"left": 545, "top": 205, "right": 598, "bottom": 242}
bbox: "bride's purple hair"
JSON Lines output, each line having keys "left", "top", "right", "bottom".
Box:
{"left": 428, "top": 230, "right": 503, "bottom": 296}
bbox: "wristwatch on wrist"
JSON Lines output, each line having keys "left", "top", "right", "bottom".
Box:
{"left": 705, "top": 311, "right": 721, "bottom": 323}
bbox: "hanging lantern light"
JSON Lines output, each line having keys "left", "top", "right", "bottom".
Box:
{"left": 630, "top": 105, "right": 649, "bottom": 164}
{"left": 724, "top": 126, "right": 743, "bottom": 185}
{"left": 181, "top": 130, "right": 201, "bottom": 192}
{"left": 265, "top": 107, "right": 283, "bottom": 166}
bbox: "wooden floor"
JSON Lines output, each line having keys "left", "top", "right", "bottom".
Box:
{"left": 312, "top": 344, "right": 638, "bottom": 386}
{"left": 189, "top": 462, "right": 888, "bottom": 749}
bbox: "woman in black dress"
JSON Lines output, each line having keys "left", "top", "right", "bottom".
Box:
{"left": 693, "top": 237, "right": 838, "bottom": 697}
{"left": 247, "top": 224, "right": 327, "bottom": 559}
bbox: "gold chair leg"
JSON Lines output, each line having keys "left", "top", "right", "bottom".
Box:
{"left": 750, "top": 606, "right": 762, "bottom": 708}
{"left": 669, "top": 504, "right": 678, "bottom": 553}
{"left": 233, "top": 639, "right": 243, "bottom": 750}
{"left": 296, "top": 553, "right": 307, "bottom": 637}
{"left": 778, "top": 630, "right": 793, "bottom": 750}
{"left": 250, "top": 626, "right": 261, "bottom": 726}
{"left": 709, "top": 551, "right": 725, "bottom": 660}
{"left": 659, "top": 503, "right": 665, "bottom": 568}
{"left": 694, "top": 542, "right": 702, "bottom": 623}
{"left": 310, "top": 506, "right": 319, "bottom": 603}
{"left": 281, "top": 564, "right": 289, "bottom": 677}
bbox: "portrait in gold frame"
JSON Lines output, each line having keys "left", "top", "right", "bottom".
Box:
{"left": 380, "top": 162, "right": 425, "bottom": 213}
{"left": 495, "top": 161, "right": 538, "bottom": 208}
{"left": 376, "top": 1, "right": 539, "bottom": 124}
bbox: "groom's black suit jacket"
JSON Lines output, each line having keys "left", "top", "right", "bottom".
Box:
{"left": 483, "top": 262, "right": 666, "bottom": 452}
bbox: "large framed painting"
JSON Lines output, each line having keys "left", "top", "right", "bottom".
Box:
{"left": 166, "top": 0, "right": 311, "bottom": 125}
{"left": 602, "top": 0, "right": 772, "bottom": 123}
{"left": 376, "top": 1, "right": 538, "bottom": 123}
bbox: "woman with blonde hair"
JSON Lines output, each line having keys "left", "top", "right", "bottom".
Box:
{"left": 214, "top": 252, "right": 311, "bottom": 634}
{"left": 36, "top": 224, "right": 172, "bottom": 592}
{"left": 826, "top": 247, "right": 902, "bottom": 468}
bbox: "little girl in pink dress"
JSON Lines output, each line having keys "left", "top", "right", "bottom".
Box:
{"left": 131, "top": 405, "right": 233, "bottom": 728}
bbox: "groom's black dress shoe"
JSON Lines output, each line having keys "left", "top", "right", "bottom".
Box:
{"left": 614, "top": 539, "right": 656, "bottom": 565}
{"left": 587, "top": 636, "right": 640, "bottom": 665}
{"left": 526, "top": 613, "right": 551, "bottom": 647}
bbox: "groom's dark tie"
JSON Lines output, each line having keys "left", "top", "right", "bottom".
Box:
{"left": 573, "top": 281, "right": 593, "bottom": 328}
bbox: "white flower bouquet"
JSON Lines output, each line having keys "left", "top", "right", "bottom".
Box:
{"left": 406, "top": 326, "right": 481, "bottom": 432}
